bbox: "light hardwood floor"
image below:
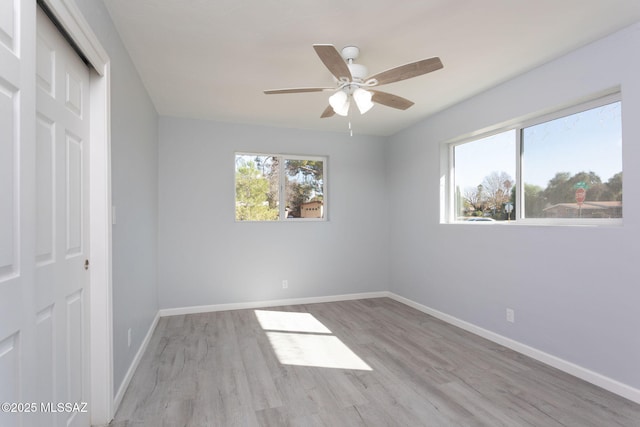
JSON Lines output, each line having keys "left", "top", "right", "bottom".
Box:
{"left": 110, "top": 298, "right": 640, "bottom": 426}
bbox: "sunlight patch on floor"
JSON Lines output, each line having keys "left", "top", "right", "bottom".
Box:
{"left": 255, "top": 310, "right": 372, "bottom": 371}
{"left": 255, "top": 310, "right": 332, "bottom": 334}
{"left": 265, "top": 332, "right": 372, "bottom": 370}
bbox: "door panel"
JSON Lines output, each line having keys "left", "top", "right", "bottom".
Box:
{"left": 0, "top": 77, "right": 17, "bottom": 282}
{"left": 0, "top": 3, "right": 91, "bottom": 425}
{"left": 35, "top": 113, "right": 55, "bottom": 267}
{"left": 0, "top": 0, "right": 30, "bottom": 426}
{"left": 0, "top": 332, "right": 20, "bottom": 426}
{"left": 35, "top": 305, "right": 55, "bottom": 426}
{"left": 65, "top": 131, "right": 84, "bottom": 257}
{"left": 35, "top": 7, "right": 91, "bottom": 427}
{"left": 0, "top": 0, "right": 18, "bottom": 55}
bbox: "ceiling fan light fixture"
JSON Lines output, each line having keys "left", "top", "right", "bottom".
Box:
{"left": 329, "top": 90, "right": 350, "bottom": 116}
{"left": 264, "top": 44, "right": 442, "bottom": 121}
{"left": 353, "top": 88, "right": 374, "bottom": 114}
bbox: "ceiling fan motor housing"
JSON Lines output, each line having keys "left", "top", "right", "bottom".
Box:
{"left": 347, "top": 63, "right": 368, "bottom": 82}
{"left": 341, "top": 45, "right": 360, "bottom": 61}
{"left": 341, "top": 46, "right": 368, "bottom": 82}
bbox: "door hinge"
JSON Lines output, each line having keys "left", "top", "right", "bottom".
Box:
{"left": 84, "top": 259, "right": 89, "bottom": 270}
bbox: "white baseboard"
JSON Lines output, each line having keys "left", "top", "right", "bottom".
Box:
{"left": 158, "top": 291, "right": 390, "bottom": 317}
{"left": 113, "top": 311, "right": 161, "bottom": 413}
{"left": 387, "top": 292, "right": 640, "bottom": 405}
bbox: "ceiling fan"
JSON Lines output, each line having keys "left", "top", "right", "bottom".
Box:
{"left": 264, "top": 44, "right": 443, "bottom": 118}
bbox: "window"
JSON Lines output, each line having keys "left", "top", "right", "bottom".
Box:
{"left": 450, "top": 94, "right": 622, "bottom": 224}
{"left": 235, "top": 153, "right": 326, "bottom": 221}
{"left": 454, "top": 130, "right": 516, "bottom": 221}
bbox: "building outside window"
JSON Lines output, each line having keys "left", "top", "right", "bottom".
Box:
{"left": 235, "top": 153, "right": 326, "bottom": 221}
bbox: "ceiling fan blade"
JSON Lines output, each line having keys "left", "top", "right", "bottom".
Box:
{"left": 368, "top": 57, "right": 443, "bottom": 86}
{"left": 313, "top": 44, "right": 352, "bottom": 81}
{"left": 370, "top": 90, "right": 415, "bottom": 110}
{"left": 264, "top": 87, "right": 334, "bottom": 94}
{"left": 320, "top": 105, "right": 335, "bottom": 118}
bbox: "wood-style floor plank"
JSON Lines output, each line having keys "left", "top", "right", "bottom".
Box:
{"left": 110, "top": 298, "right": 640, "bottom": 426}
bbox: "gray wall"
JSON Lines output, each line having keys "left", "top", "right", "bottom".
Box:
{"left": 387, "top": 22, "right": 640, "bottom": 390}
{"left": 75, "top": 0, "right": 159, "bottom": 395}
{"left": 158, "top": 118, "right": 389, "bottom": 309}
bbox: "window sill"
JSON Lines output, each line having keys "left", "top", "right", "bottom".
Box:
{"left": 446, "top": 218, "right": 623, "bottom": 227}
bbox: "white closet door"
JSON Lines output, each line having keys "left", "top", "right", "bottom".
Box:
{"left": 0, "top": 4, "right": 91, "bottom": 426}
{"left": 35, "top": 7, "right": 91, "bottom": 427}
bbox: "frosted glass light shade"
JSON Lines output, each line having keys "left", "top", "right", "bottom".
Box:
{"left": 329, "top": 90, "right": 349, "bottom": 116}
{"left": 353, "top": 88, "right": 374, "bottom": 114}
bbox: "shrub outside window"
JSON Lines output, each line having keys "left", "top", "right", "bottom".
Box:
{"left": 235, "top": 153, "right": 326, "bottom": 221}
{"left": 450, "top": 94, "right": 622, "bottom": 224}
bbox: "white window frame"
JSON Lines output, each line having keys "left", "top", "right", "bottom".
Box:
{"left": 235, "top": 152, "right": 328, "bottom": 222}
{"left": 444, "top": 92, "right": 622, "bottom": 226}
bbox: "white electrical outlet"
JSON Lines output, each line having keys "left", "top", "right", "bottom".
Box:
{"left": 127, "top": 328, "right": 132, "bottom": 347}
{"left": 282, "top": 280, "right": 288, "bottom": 289}
{"left": 506, "top": 308, "right": 515, "bottom": 323}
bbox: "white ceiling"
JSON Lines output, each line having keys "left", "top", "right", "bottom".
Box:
{"left": 103, "top": 0, "right": 640, "bottom": 136}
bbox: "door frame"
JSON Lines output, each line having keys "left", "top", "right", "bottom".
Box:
{"left": 39, "top": 0, "right": 113, "bottom": 424}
